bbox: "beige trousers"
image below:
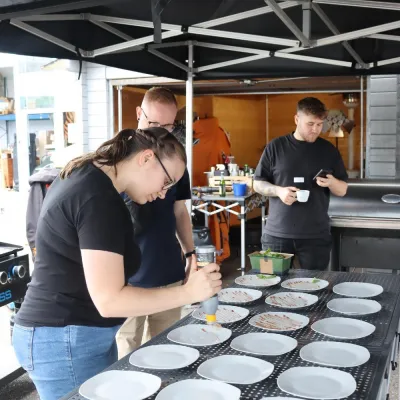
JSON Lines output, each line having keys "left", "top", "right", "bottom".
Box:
{"left": 116, "top": 280, "right": 183, "bottom": 359}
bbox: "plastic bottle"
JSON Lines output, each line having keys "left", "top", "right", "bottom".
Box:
{"left": 196, "top": 245, "right": 219, "bottom": 325}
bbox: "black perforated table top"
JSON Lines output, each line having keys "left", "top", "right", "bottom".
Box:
{"left": 63, "top": 269, "right": 400, "bottom": 400}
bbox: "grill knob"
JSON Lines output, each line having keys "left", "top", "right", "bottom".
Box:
{"left": 12, "top": 265, "right": 26, "bottom": 279}
{"left": 0, "top": 271, "right": 7, "bottom": 285}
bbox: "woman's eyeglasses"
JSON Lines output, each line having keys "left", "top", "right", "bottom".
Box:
{"left": 154, "top": 153, "right": 176, "bottom": 190}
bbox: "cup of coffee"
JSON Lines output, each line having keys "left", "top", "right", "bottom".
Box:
{"left": 296, "top": 190, "right": 310, "bottom": 203}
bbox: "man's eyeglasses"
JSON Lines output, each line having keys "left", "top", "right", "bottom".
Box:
{"left": 154, "top": 153, "right": 176, "bottom": 190}
{"left": 141, "top": 107, "right": 176, "bottom": 133}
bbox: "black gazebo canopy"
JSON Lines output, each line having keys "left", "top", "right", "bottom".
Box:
{"left": 1, "top": 0, "right": 400, "bottom": 80}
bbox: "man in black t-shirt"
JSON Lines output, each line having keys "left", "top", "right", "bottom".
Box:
{"left": 116, "top": 88, "right": 196, "bottom": 358}
{"left": 254, "top": 97, "right": 348, "bottom": 270}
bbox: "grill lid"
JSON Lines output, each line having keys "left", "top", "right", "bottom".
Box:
{"left": 328, "top": 180, "right": 400, "bottom": 220}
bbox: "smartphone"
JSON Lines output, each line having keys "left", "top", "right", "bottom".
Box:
{"left": 313, "top": 169, "right": 332, "bottom": 180}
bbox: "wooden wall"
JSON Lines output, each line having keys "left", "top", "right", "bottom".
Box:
{"left": 114, "top": 88, "right": 366, "bottom": 171}
{"left": 267, "top": 92, "right": 367, "bottom": 171}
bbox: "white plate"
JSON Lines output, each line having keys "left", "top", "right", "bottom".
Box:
{"left": 129, "top": 344, "right": 199, "bottom": 370}
{"left": 192, "top": 305, "right": 249, "bottom": 324}
{"left": 278, "top": 367, "right": 357, "bottom": 399}
{"left": 249, "top": 312, "right": 309, "bottom": 332}
{"left": 230, "top": 332, "right": 298, "bottom": 356}
{"left": 300, "top": 341, "right": 370, "bottom": 367}
{"left": 327, "top": 298, "right": 382, "bottom": 315}
{"left": 155, "top": 379, "right": 240, "bottom": 400}
{"left": 235, "top": 274, "right": 281, "bottom": 287}
{"left": 265, "top": 292, "right": 318, "bottom": 309}
{"left": 218, "top": 288, "right": 263, "bottom": 304}
{"left": 167, "top": 324, "right": 232, "bottom": 347}
{"left": 312, "top": 317, "right": 376, "bottom": 339}
{"left": 281, "top": 278, "right": 329, "bottom": 292}
{"left": 333, "top": 282, "right": 383, "bottom": 298}
{"left": 79, "top": 370, "right": 161, "bottom": 400}
{"left": 262, "top": 398, "right": 303, "bottom": 400}
{"left": 197, "top": 355, "right": 274, "bottom": 384}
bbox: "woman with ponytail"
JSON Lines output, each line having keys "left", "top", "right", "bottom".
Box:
{"left": 12, "top": 127, "right": 222, "bottom": 400}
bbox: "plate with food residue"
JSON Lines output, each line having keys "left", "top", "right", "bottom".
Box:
{"left": 249, "top": 312, "right": 309, "bottom": 332}
{"left": 281, "top": 277, "right": 329, "bottom": 292}
{"left": 265, "top": 292, "right": 318, "bottom": 309}
{"left": 218, "top": 288, "right": 263, "bottom": 304}
{"left": 167, "top": 324, "right": 232, "bottom": 347}
{"left": 235, "top": 274, "right": 281, "bottom": 288}
{"left": 192, "top": 305, "right": 249, "bottom": 324}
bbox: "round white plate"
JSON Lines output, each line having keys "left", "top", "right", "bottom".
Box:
{"left": 218, "top": 288, "right": 263, "bottom": 304}
{"left": 230, "top": 332, "right": 298, "bottom": 356}
{"left": 262, "top": 398, "right": 303, "bottom": 400}
{"left": 249, "top": 312, "right": 309, "bottom": 332}
{"left": 235, "top": 274, "right": 281, "bottom": 287}
{"left": 311, "top": 317, "right": 376, "bottom": 339}
{"left": 327, "top": 298, "right": 382, "bottom": 315}
{"left": 79, "top": 370, "right": 161, "bottom": 400}
{"left": 197, "top": 355, "right": 274, "bottom": 384}
{"left": 129, "top": 344, "right": 199, "bottom": 370}
{"left": 265, "top": 292, "right": 318, "bottom": 309}
{"left": 300, "top": 341, "right": 370, "bottom": 368}
{"left": 278, "top": 367, "right": 357, "bottom": 399}
{"left": 281, "top": 278, "right": 329, "bottom": 292}
{"left": 155, "top": 379, "right": 241, "bottom": 400}
{"left": 167, "top": 324, "right": 232, "bottom": 347}
{"left": 192, "top": 305, "right": 249, "bottom": 324}
{"left": 333, "top": 282, "right": 383, "bottom": 298}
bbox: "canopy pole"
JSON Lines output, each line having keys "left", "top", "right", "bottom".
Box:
{"left": 117, "top": 85, "right": 123, "bottom": 131}
{"left": 185, "top": 42, "right": 194, "bottom": 216}
{"left": 360, "top": 76, "right": 364, "bottom": 179}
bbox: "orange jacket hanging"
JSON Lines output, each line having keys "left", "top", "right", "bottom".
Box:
{"left": 192, "top": 117, "right": 231, "bottom": 262}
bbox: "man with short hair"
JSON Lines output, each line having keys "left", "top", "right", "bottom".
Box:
{"left": 116, "top": 87, "right": 196, "bottom": 358}
{"left": 254, "top": 97, "right": 348, "bottom": 270}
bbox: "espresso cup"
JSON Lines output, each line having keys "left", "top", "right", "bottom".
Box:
{"left": 297, "top": 190, "right": 310, "bottom": 203}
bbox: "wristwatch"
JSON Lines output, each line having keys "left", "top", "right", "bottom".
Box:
{"left": 185, "top": 250, "right": 196, "bottom": 258}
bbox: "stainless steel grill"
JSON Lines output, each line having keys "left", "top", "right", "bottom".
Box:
{"left": 328, "top": 179, "right": 400, "bottom": 271}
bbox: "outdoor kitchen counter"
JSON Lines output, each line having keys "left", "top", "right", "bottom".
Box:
{"left": 62, "top": 269, "right": 400, "bottom": 400}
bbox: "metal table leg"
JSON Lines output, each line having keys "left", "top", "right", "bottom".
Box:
{"left": 240, "top": 204, "right": 246, "bottom": 275}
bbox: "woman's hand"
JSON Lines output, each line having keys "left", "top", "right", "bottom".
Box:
{"left": 184, "top": 263, "right": 222, "bottom": 303}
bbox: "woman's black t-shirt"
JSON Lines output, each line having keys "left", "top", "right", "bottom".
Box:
{"left": 15, "top": 163, "right": 140, "bottom": 328}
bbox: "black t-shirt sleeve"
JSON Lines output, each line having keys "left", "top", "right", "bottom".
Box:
{"left": 332, "top": 148, "right": 349, "bottom": 182}
{"left": 76, "top": 194, "right": 128, "bottom": 255}
{"left": 175, "top": 169, "right": 191, "bottom": 201}
{"left": 254, "top": 145, "right": 273, "bottom": 181}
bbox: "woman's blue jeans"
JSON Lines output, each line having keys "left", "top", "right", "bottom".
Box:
{"left": 12, "top": 323, "right": 120, "bottom": 400}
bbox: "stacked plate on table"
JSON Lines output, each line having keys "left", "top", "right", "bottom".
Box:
{"left": 327, "top": 298, "right": 381, "bottom": 315}
{"left": 333, "top": 282, "right": 383, "bottom": 298}
{"left": 281, "top": 277, "right": 329, "bottom": 292}
{"left": 197, "top": 354, "right": 274, "bottom": 385}
{"left": 230, "top": 333, "right": 298, "bottom": 356}
{"left": 79, "top": 370, "right": 162, "bottom": 400}
{"left": 235, "top": 273, "right": 281, "bottom": 287}
{"left": 155, "top": 379, "right": 241, "bottom": 400}
{"left": 265, "top": 292, "right": 318, "bottom": 309}
{"left": 167, "top": 324, "right": 232, "bottom": 346}
{"left": 300, "top": 341, "right": 370, "bottom": 368}
{"left": 191, "top": 305, "right": 249, "bottom": 324}
{"left": 249, "top": 312, "right": 310, "bottom": 332}
{"left": 277, "top": 367, "right": 357, "bottom": 400}
{"left": 311, "top": 317, "right": 376, "bottom": 339}
{"left": 218, "top": 288, "right": 262, "bottom": 304}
